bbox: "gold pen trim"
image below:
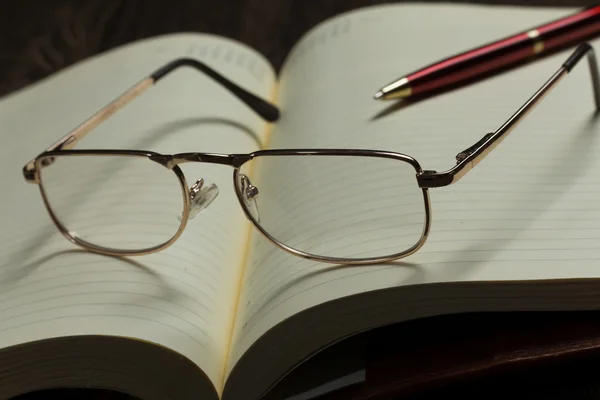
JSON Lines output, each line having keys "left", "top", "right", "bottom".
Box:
{"left": 375, "top": 77, "right": 412, "bottom": 100}
{"left": 527, "top": 29, "right": 545, "bottom": 54}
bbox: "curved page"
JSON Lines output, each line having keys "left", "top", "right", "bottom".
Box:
{"left": 224, "top": 4, "right": 600, "bottom": 399}
{"left": 0, "top": 33, "right": 275, "bottom": 395}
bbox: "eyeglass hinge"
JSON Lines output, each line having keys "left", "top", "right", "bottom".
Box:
{"left": 23, "top": 165, "right": 37, "bottom": 183}
{"left": 417, "top": 170, "right": 454, "bottom": 188}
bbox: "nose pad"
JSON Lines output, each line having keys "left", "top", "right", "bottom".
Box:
{"left": 239, "top": 174, "right": 260, "bottom": 223}
{"left": 179, "top": 178, "right": 219, "bottom": 221}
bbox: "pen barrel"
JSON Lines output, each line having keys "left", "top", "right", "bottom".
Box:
{"left": 540, "top": 6, "right": 600, "bottom": 52}
{"left": 405, "top": 5, "right": 600, "bottom": 97}
{"left": 407, "top": 34, "right": 533, "bottom": 96}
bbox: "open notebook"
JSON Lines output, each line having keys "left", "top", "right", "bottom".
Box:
{"left": 1, "top": 3, "right": 600, "bottom": 400}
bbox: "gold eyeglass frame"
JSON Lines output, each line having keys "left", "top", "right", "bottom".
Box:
{"left": 22, "top": 43, "right": 600, "bottom": 265}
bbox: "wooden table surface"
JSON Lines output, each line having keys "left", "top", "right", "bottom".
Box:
{"left": 4, "top": 1, "right": 600, "bottom": 400}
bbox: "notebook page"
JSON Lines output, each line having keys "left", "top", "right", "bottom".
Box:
{"left": 0, "top": 33, "right": 274, "bottom": 388}
{"left": 228, "top": 3, "right": 600, "bottom": 367}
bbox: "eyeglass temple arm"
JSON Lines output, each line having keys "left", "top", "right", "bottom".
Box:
{"left": 22, "top": 58, "right": 279, "bottom": 181}
{"left": 418, "top": 43, "right": 600, "bottom": 188}
{"left": 151, "top": 59, "right": 279, "bottom": 122}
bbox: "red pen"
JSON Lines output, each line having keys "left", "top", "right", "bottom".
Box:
{"left": 374, "top": 4, "right": 600, "bottom": 100}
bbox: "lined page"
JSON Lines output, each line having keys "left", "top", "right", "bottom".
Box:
{"left": 0, "top": 33, "right": 274, "bottom": 388}
{"left": 228, "top": 3, "right": 600, "bottom": 367}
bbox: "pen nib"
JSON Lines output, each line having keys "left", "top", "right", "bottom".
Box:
{"left": 373, "top": 78, "right": 412, "bottom": 100}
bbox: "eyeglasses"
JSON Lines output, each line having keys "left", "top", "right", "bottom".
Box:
{"left": 23, "top": 43, "right": 600, "bottom": 265}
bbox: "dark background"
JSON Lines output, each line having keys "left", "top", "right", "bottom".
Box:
{"left": 0, "top": 0, "right": 594, "bottom": 96}
{"left": 4, "top": 1, "right": 600, "bottom": 399}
